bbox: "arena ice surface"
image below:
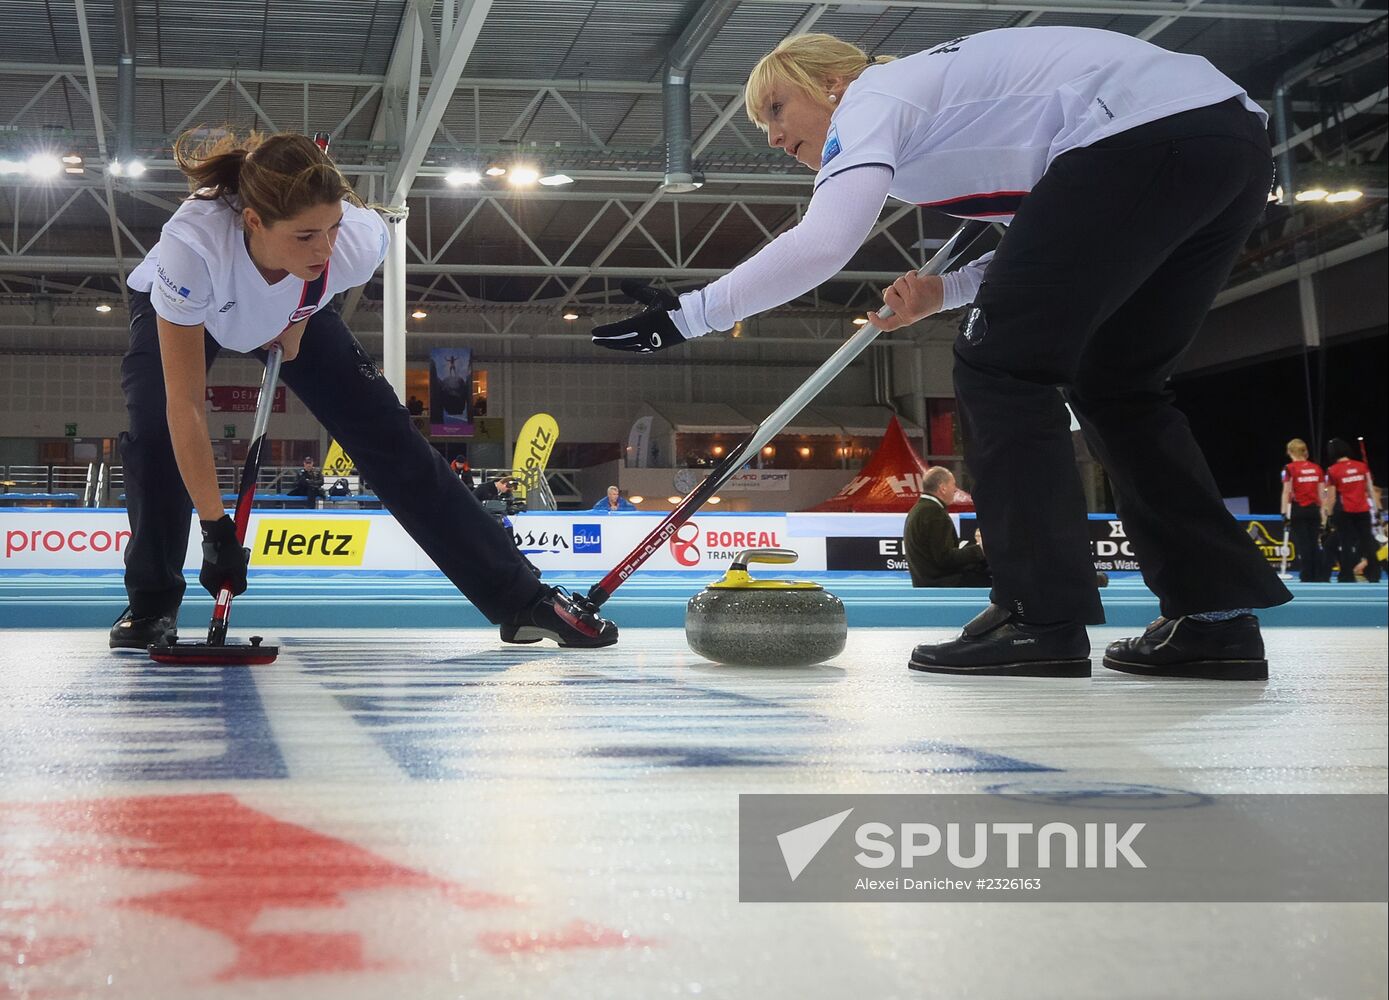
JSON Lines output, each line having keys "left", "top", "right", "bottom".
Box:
{"left": 2, "top": 627, "right": 1385, "bottom": 999}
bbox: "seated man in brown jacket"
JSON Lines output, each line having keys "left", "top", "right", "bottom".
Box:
{"left": 904, "top": 467, "right": 991, "bottom": 588}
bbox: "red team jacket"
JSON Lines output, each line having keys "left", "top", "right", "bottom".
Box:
{"left": 1283, "top": 460, "right": 1324, "bottom": 508}
{"left": 1326, "top": 459, "right": 1373, "bottom": 513}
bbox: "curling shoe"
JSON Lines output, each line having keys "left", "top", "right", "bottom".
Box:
{"left": 109, "top": 606, "right": 177, "bottom": 650}
{"left": 909, "top": 603, "right": 1091, "bottom": 677}
{"left": 1102, "top": 614, "right": 1267, "bottom": 680}
{"left": 500, "top": 586, "right": 619, "bottom": 648}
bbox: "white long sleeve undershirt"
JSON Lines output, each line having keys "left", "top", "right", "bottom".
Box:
{"left": 672, "top": 164, "right": 993, "bottom": 339}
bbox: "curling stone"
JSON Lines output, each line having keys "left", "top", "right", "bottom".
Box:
{"left": 685, "top": 548, "right": 847, "bottom": 667}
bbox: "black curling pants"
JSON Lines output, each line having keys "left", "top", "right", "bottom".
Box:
{"left": 1287, "top": 504, "right": 1323, "bottom": 583}
{"left": 118, "top": 291, "right": 545, "bottom": 621}
{"left": 1331, "top": 510, "right": 1381, "bottom": 583}
{"left": 952, "top": 99, "right": 1293, "bottom": 624}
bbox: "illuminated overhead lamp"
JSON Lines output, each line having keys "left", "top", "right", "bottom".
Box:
{"left": 508, "top": 166, "right": 540, "bottom": 186}
{"left": 707, "top": 496, "right": 722, "bottom": 505}
{"left": 95, "top": 303, "right": 113, "bottom": 313}
{"left": 1325, "top": 190, "right": 1363, "bottom": 204}
{"left": 561, "top": 309, "right": 580, "bottom": 321}
{"left": 485, "top": 165, "right": 507, "bottom": 177}
{"left": 761, "top": 446, "right": 775, "bottom": 457}
{"left": 61, "top": 154, "right": 83, "bottom": 165}
{"left": 798, "top": 446, "right": 811, "bottom": 457}
{"left": 666, "top": 495, "right": 683, "bottom": 504}
{"left": 852, "top": 316, "right": 869, "bottom": 326}
{"left": 26, "top": 153, "right": 63, "bottom": 179}
{"left": 64, "top": 166, "right": 84, "bottom": 175}
{"left": 410, "top": 308, "right": 428, "bottom": 319}
{"left": 629, "top": 495, "right": 644, "bottom": 504}
{"left": 711, "top": 445, "right": 724, "bottom": 456}
{"left": 1294, "top": 188, "right": 1329, "bottom": 203}
{"left": 446, "top": 168, "right": 481, "bottom": 186}
{"left": 538, "top": 173, "right": 574, "bottom": 186}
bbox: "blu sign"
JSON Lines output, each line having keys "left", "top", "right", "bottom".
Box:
{"left": 572, "top": 523, "right": 602, "bottom": 553}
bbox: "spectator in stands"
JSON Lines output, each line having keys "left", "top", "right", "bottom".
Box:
{"left": 287, "top": 455, "right": 326, "bottom": 507}
{"left": 1324, "top": 438, "right": 1381, "bottom": 583}
{"left": 592, "top": 485, "right": 636, "bottom": 512}
{"left": 406, "top": 394, "right": 425, "bottom": 416}
{"left": 1280, "top": 438, "right": 1325, "bottom": 582}
{"left": 904, "top": 467, "right": 990, "bottom": 587}
{"left": 450, "top": 455, "right": 476, "bottom": 490}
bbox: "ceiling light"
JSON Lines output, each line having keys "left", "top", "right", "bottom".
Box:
{"left": 95, "top": 303, "right": 112, "bottom": 313}
{"left": 711, "top": 445, "right": 724, "bottom": 456}
{"left": 666, "top": 495, "right": 684, "bottom": 504}
{"left": 64, "top": 166, "right": 84, "bottom": 175}
{"left": 538, "top": 173, "right": 574, "bottom": 187}
{"left": 798, "top": 447, "right": 811, "bottom": 457}
{"left": 61, "top": 154, "right": 83, "bottom": 165}
{"left": 410, "top": 308, "right": 428, "bottom": 319}
{"left": 485, "top": 165, "right": 507, "bottom": 177}
{"left": 852, "top": 316, "right": 870, "bottom": 326}
{"left": 562, "top": 309, "right": 580, "bottom": 321}
{"left": 1294, "top": 188, "right": 1328, "bottom": 203}
{"left": 446, "top": 168, "right": 481, "bottom": 186}
{"left": 125, "top": 159, "right": 146, "bottom": 178}
{"left": 707, "top": 496, "right": 722, "bottom": 505}
{"left": 508, "top": 166, "right": 540, "bottom": 186}
{"left": 26, "top": 153, "right": 62, "bottom": 179}
{"left": 1325, "top": 189, "right": 1363, "bottom": 203}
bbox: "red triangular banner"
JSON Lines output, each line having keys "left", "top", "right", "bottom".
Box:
{"left": 810, "top": 415, "right": 974, "bottom": 512}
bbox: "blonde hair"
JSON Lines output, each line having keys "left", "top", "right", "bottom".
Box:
{"left": 745, "top": 34, "right": 896, "bottom": 130}
{"left": 173, "top": 128, "right": 361, "bottom": 225}
{"left": 1286, "top": 438, "right": 1308, "bottom": 459}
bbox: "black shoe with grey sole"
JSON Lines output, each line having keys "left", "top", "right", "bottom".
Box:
{"left": 499, "top": 587, "right": 619, "bottom": 648}
{"left": 1102, "top": 614, "right": 1267, "bottom": 680}
{"left": 909, "top": 604, "right": 1091, "bottom": 677}
{"left": 109, "top": 607, "right": 178, "bottom": 650}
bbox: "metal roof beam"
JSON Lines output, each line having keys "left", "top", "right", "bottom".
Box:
{"left": 73, "top": 0, "right": 130, "bottom": 307}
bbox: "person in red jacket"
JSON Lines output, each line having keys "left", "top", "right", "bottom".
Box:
{"left": 1323, "top": 438, "right": 1380, "bottom": 583}
{"left": 1280, "top": 438, "right": 1325, "bottom": 582}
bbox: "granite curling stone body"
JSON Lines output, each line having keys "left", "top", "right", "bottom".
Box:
{"left": 685, "top": 548, "right": 847, "bottom": 666}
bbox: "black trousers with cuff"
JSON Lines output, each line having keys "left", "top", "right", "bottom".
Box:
{"left": 118, "top": 291, "right": 545, "bottom": 621}
{"left": 952, "top": 98, "right": 1293, "bottom": 625}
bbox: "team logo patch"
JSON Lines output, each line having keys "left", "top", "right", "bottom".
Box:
{"left": 821, "top": 126, "right": 842, "bottom": 168}
{"left": 960, "top": 306, "right": 987, "bottom": 346}
{"left": 219, "top": 300, "right": 236, "bottom": 313}
{"left": 288, "top": 304, "right": 318, "bottom": 323}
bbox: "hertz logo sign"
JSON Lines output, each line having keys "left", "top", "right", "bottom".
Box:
{"left": 252, "top": 519, "right": 370, "bottom": 566}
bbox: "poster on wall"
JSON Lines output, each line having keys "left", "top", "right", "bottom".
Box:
{"left": 428, "top": 348, "right": 473, "bottom": 436}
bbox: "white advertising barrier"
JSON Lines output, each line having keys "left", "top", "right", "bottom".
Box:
{"left": 0, "top": 510, "right": 830, "bottom": 573}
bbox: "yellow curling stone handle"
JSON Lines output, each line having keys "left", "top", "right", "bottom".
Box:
{"left": 707, "top": 547, "right": 821, "bottom": 590}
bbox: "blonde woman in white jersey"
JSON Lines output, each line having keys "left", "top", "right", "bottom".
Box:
{"left": 112, "top": 131, "right": 617, "bottom": 650}
{"left": 594, "top": 28, "right": 1290, "bottom": 680}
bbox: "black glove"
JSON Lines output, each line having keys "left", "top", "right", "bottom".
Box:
{"left": 591, "top": 281, "right": 690, "bottom": 354}
{"left": 199, "top": 515, "right": 250, "bottom": 599}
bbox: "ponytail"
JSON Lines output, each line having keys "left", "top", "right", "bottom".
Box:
{"left": 173, "top": 128, "right": 359, "bottom": 224}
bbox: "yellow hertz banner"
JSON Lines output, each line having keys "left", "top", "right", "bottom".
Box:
{"left": 252, "top": 519, "right": 370, "bottom": 566}
{"left": 511, "top": 413, "right": 559, "bottom": 499}
{"left": 322, "top": 439, "right": 354, "bottom": 477}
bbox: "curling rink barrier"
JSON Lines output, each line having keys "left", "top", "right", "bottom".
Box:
{"left": 2, "top": 508, "right": 1385, "bottom": 999}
